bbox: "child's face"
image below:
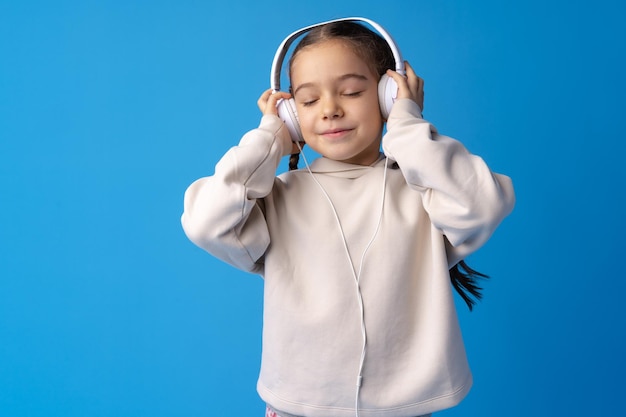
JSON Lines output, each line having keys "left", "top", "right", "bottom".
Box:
{"left": 290, "top": 40, "right": 384, "bottom": 166}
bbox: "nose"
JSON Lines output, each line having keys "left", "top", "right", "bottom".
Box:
{"left": 321, "top": 95, "right": 343, "bottom": 119}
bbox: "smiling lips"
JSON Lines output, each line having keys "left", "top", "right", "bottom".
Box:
{"left": 320, "top": 128, "right": 353, "bottom": 139}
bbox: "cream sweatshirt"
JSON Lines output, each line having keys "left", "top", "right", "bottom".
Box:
{"left": 181, "top": 99, "right": 515, "bottom": 417}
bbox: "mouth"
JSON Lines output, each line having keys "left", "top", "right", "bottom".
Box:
{"left": 320, "top": 128, "right": 353, "bottom": 139}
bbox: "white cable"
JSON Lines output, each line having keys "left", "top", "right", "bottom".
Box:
{"left": 294, "top": 143, "right": 389, "bottom": 417}
{"left": 353, "top": 156, "right": 388, "bottom": 417}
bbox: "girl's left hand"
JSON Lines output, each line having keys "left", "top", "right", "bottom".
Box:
{"left": 386, "top": 61, "right": 424, "bottom": 112}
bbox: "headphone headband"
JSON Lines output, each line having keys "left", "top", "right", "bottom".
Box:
{"left": 270, "top": 17, "right": 404, "bottom": 92}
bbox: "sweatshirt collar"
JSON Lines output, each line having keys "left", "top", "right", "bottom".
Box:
{"left": 306, "top": 153, "right": 387, "bottom": 178}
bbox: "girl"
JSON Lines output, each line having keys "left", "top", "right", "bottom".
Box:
{"left": 182, "top": 18, "right": 515, "bottom": 417}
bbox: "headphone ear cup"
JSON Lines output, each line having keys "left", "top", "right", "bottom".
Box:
{"left": 277, "top": 98, "right": 304, "bottom": 142}
{"left": 378, "top": 74, "right": 399, "bottom": 120}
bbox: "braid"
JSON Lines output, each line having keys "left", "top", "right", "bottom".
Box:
{"left": 449, "top": 260, "right": 489, "bottom": 311}
{"left": 289, "top": 153, "right": 300, "bottom": 170}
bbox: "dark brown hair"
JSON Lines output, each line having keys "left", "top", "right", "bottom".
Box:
{"left": 288, "top": 20, "right": 395, "bottom": 83}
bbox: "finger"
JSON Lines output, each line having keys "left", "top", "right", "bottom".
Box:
{"left": 405, "top": 62, "right": 425, "bottom": 87}
{"left": 385, "top": 69, "right": 410, "bottom": 94}
{"left": 261, "top": 91, "right": 291, "bottom": 115}
{"left": 405, "top": 60, "right": 416, "bottom": 76}
{"left": 404, "top": 62, "right": 422, "bottom": 96}
{"left": 404, "top": 61, "right": 425, "bottom": 112}
{"left": 406, "top": 68, "right": 419, "bottom": 97}
{"left": 385, "top": 68, "right": 407, "bottom": 85}
{"left": 257, "top": 89, "right": 273, "bottom": 112}
{"left": 405, "top": 61, "right": 424, "bottom": 80}
{"left": 386, "top": 68, "right": 412, "bottom": 100}
{"left": 267, "top": 91, "right": 291, "bottom": 108}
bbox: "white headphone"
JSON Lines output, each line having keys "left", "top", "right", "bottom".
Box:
{"left": 270, "top": 17, "right": 405, "bottom": 142}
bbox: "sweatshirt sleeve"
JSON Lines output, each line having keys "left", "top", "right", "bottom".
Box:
{"left": 181, "top": 115, "right": 292, "bottom": 273}
{"left": 382, "top": 99, "right": 515, "bottom": 264}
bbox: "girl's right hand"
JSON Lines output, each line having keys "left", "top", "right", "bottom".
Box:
{"left": 257, "top": 89, "right": 292, "bottom": 116}
{"left": 257, "top": 89, "right": 303, "bottom": 155}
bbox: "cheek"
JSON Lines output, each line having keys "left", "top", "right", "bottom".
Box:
{"left": 288, "top": 106, "right": 314, "bottom": 143}
{"left": 361, "top": 103, "right": 383, "bottom": 127}
{"left": 296, "top": 108, "right": 316, "bottom": 132}
{"left": 357, "top": 92, "right": 384, "bottom": 121}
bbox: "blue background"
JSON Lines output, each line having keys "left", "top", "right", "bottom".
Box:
{"left": 1, "top": 0, "right": 625, "bottom": 416}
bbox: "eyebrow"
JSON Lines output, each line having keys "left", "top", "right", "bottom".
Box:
{"left": 293, "top": 73, "right": 370, "bottom": 96}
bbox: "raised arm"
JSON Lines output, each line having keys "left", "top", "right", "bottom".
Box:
{"left": 181, "top": 91, "right": 293, "bottom": 272}
{"left": 382, "top": 65, "right": 514, "bottom": 262}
